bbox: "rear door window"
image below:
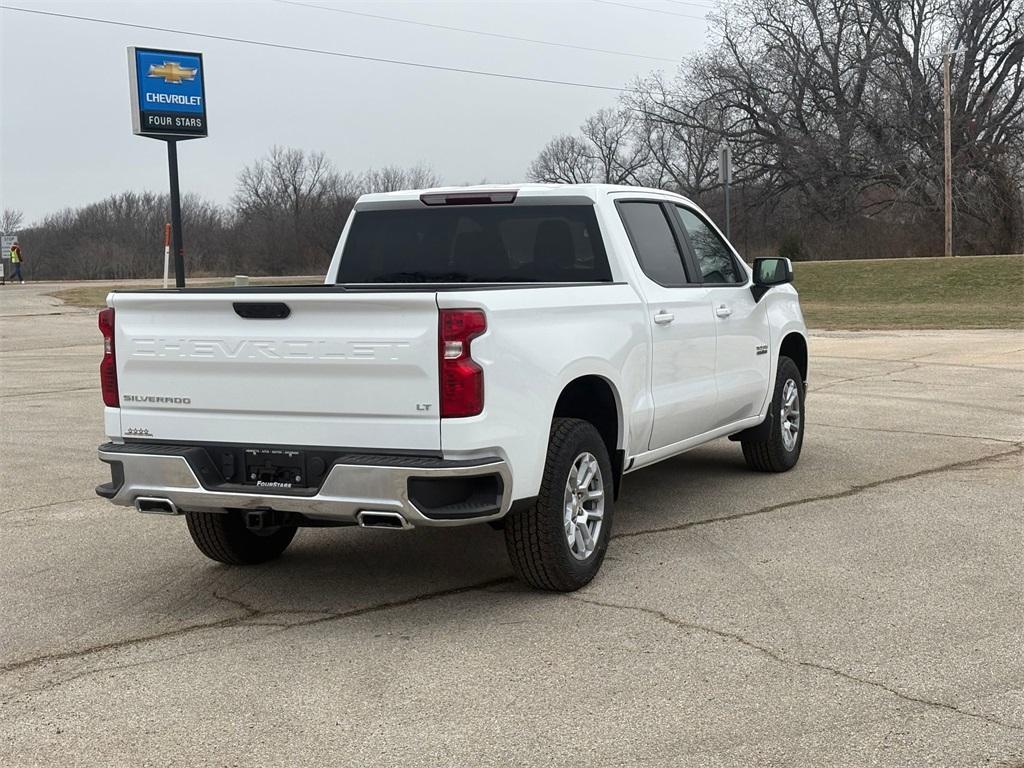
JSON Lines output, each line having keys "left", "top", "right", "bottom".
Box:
{"left": 337, "top": 205, "right": 611, "bottom": 284}
{"left": 616, "top": 201, "right": 689, "bottom": 287}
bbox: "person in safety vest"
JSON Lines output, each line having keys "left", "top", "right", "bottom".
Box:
{"left": 10, "top": 242, "right": 24, "bottom": 284}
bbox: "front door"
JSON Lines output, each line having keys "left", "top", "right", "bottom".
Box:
{"left": 671, "top": 205, "right": 771, "bottom": 427}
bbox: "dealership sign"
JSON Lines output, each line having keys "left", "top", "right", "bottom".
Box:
{"left": 128, "top": 47, "right": 207, "bottom": 139}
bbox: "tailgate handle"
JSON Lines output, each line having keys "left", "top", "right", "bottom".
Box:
{"left": 233, "top": 302, "right": 291, "bottom": 319}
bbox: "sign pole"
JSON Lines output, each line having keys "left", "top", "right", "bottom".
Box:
{"left": 166, "top": 140, "right": 186, "bottom": 288}
{"left": 724, "top": 174, "right": 731, "bottom": 240}
{"left": 163, "top": 223, "right": 171, "bottom": 288}
{"left": 719, "top": 143, "right": 732, "bottom": 240}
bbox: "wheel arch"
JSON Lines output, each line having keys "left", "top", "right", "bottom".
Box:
{"left": 779, "top": 331, "right": 808, "bottom": 384}
{"left": 730, "top": 330, "right": 808, "bottom": 445}
{"left": 552, "top": 374, "right": 625, "bottom": 498}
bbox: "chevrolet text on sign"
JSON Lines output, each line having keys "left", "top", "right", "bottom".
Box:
{"left": 128, "top": 47, "right": 207, "bottom": 139}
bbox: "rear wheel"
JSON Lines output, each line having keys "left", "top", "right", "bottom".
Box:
{"left": 504, "top": 418, "right": 614, "bottom": 591}
{"left": 742, "top": 355, "right": 805, "bottom": 472}
{"left": 185, "top": 510, "right": 297, "bottom": 565}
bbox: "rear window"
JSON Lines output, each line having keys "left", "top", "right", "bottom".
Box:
{"left": 336, "top": 205, "right": 611, "bottom": 284}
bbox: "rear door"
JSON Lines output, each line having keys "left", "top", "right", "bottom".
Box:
{"left": 670, "top": 205, "right": 771, "bottom": 426}
{"left": 615, "top": 199, "right": 718, "bottom": 450}
{"left": 112, "top": 291, "right": 441, "bottom": 450}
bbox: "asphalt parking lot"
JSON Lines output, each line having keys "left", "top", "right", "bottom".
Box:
{"left": 1, "top": 282, "right": 1022, "bottom": 767}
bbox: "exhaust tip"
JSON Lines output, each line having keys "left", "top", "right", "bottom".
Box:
{"left": 135, "top": 497, "right": 180, "bottom": 516}
{"left": 357, "top": 510, "right": 411, "bottom": 530}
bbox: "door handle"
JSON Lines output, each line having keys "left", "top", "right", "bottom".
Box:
{"left": 653, "top": 311, "right": 675, "bottom": 325}
{"left": 715, "top": 304, "right": 733, "bottom": 318}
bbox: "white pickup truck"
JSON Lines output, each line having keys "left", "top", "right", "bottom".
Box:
{"left": 95, "top": 184, "right": 807, "bottom": 591}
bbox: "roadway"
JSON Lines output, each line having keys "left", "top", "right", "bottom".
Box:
{"left": 1, "top": 282, "right": 1022, "bottom": 766}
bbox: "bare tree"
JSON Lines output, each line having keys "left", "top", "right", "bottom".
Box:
{"left": 610, "top": 0, "right": 1024, "bottom": 255}
{"left": 234, "top": 146, "right": 349, "bottom": 273}
{"left": 528, "top": 135, "right": 598, "bottom": 183}
{"left": 529, "top": 109, "right": 653, "bottom": 185}
{"left": 234, "top": 150, "right": 442, "bottom": 273}
{"left": 581, "top": 108, "right": 652, "bottom": 184}
{"left": 16, "top": 191, "right": 230, "bottom": 280}
{"left": 15, "top": 151, "right": 447, "bottom": 280}
{"left": 863, "top": 0, "right": 1024, "bottom": 249}
{"left": 627, "top": 76, "right": 723, "bottom": 198}
{"left": 1, "top": 208, "right": 24, "bottom": 233}
{"left": 235, "top": 146, "right": 338, "bottom": 219}
{"left": 360, "top": 164, "right": 441, "bottom": 193}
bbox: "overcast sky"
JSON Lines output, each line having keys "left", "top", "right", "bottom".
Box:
{"left": 1, "top": 0, "right": 713, "bottom": 225}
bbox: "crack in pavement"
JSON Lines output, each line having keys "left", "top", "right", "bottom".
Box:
{"left": 0, "top": 578, "right": 514, "bottom": 681}
{"left": 0, "top": 496, "right": 97, "bottom": 516}
{"left": 810, "top": 353, "right": 1022, "bottom": 373}
{"left": 2, "top": 347, "right": 95, "bottom": 357}
{"left": 810, "top": 363, "right": 921, "bottom": 393}
{"left": 813, "top": 422, "right": 1021, "bottom": 445}
{"left": 884, "top": 377, "right": 1022, "bottom": 392}
{"left": 0, "top": 386, "right": 98, "bottom": 400}
{"left": 0, "top": 343, "right": 95, "bottom": 354}
{"left": 3, "top": 446, "right": 1021, "bottom": 694}
{"left": 10, "top": 584, "right": 516, "bottom": 698}
{"left": 813, "top": 390, "right": 1022, "bottom": 415}
{"left": 613, "top": 444, "right": 1024, "bottom": 542}
{"left": 0, "top": 610, "right": 258, "bottom": 678}
{"left": 8, "top": 623, "right": 281, "bottom": 700}
{"left": 2, "top": 312, "right": 72, "bottom": 318}
{"left": 568, "top": 594, "right": 1024, "bottom": 734}
{"left": 808, "top": 356, "right": 1022, "bottom": 395}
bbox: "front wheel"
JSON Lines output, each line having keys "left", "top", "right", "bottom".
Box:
{"left": 504, "top": 418, "right": 614, "bottom": 591}
{"left": 185, "top": 509, "right": 297, "bottom": 565}
{"left": 742, "top": 355, "right": 805, "bottom": 472}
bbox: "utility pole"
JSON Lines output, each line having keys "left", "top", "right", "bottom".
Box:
{"left": 928, "top": 48, "right": 964, "bottom": 256}
{"left": 942, "top": 52, "right": 953, "bottom": 257}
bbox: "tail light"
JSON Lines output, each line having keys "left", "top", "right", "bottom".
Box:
{"left": 98, "top": 307, "right": 119, "bottom": 408}
{"left": 439, "top": 309, "right": 486, "bottom": 418}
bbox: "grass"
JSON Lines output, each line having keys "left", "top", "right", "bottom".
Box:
{"left": 794, "top": 254, "right": 1023, "bottom": 330}
{"left": 49, "top": 276, "right": 315, "bottom": 310}
{"left": 49, "top": 256, "right": 1023, "bottom": 330}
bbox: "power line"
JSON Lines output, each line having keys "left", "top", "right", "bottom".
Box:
{"left": 0, "top": 5, "right": 648, "bottom": 94}
{"left": 660, "top": 0, "right": 720, "bottom": 9}
{"left": 273, "top": 0, "right": 679, "bottom": 64}
{"left": 589, "top": 0, "right": 710, "bottom": 20}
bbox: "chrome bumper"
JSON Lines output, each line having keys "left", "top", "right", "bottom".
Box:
{"left": 97, "top": 446, "right": 512, "bottom": 528}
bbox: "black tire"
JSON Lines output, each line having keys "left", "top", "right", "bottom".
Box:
{"left": 742, "top": 355, "right": 805, "bottom": 472}
{"left": 504, "top": 418, "right": 615, "bottom": 592}
{"left": 185, "top": 510, "right": 297, "bottom": 565}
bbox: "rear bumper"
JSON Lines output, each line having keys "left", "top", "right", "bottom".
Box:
{"left": 97, "top": 442, "right": 511, "bottom": 527}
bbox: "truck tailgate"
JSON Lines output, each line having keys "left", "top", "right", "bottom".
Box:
{"left": 109, "top": 291, "right": 440, "bottom": 450}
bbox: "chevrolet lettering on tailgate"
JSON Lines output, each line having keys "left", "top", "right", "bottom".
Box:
{"left": 127, "top": 338, "right": 413, "bottom": 361}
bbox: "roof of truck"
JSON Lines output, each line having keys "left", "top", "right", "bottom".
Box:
{"left": 356, "top": 183, "right": 695, "bottom": 206}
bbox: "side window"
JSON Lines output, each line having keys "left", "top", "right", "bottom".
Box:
{"left": 617, "top": 202, "right": 688, "bottom": 286}
{"left": 674, "top": 207, "right": 743, "bottom": 284}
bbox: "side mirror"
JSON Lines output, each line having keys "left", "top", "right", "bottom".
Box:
{"left": 751, "top": 257, "right": 793, "bottom": 301}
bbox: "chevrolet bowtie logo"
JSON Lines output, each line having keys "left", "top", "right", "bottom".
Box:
{"left": 147, "top": 61, "right": 197, "bottom": 84}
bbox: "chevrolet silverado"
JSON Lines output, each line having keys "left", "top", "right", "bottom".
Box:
{"left": 95, "top": 184, "right": 808, "bottom": 591}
